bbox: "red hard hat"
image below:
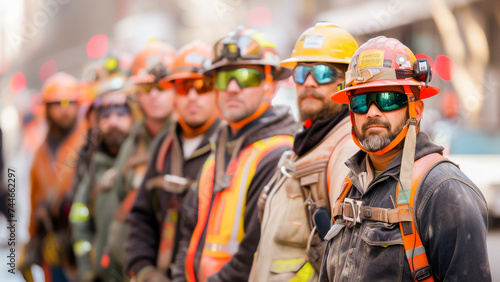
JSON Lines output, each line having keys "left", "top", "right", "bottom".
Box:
{"left": 331, "top": 36, "right": 440, "bottom": 104}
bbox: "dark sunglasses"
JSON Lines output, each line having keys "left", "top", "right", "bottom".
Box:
{"left": 349, "top": 92, "right": 409, "bottom": 114}
{"left": 98, "top": 105, "right": 130, "bottom": 119}
{"left": 215, "top": 67, "right": 264, "bottom": 91}
{"left": 136, "top": 83, "right": 167, "bottom": 95}
{"left": 293, "top": 63, "right": 341, "bottom": 85}
{"left": 174, "top": 79, "right": 213, "bottom": 96}
{"left": 45, "top": 100, "right": 77, "bottom": 107}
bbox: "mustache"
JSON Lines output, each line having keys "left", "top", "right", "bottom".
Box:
{"left": 298, "top": 89, "right": 326, "bottom": 101}
{"left": 361, "top": 119, "right": 391, "bottom": 132}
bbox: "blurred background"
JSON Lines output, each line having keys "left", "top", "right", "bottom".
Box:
{"left": 0, "top": 0, "right": 499, "bottom": 280}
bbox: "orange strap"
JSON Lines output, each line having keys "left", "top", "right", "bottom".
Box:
{"left": 156, "top": 134, "right": 174, "bottom": 173}
{"left": 185, "top": 157, "right": 215, "bottom": 282}
{"left": 396, "top": 153, "right": 444, "bottom": 282}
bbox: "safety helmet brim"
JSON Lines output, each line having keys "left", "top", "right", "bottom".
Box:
{"left": 281, "top": 56, "right": 351, "bottom": 68}
{"left": 204, "top": 58, "right": 292, "bottom": 81}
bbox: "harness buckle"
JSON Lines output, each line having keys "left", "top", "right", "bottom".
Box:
{"left": 343, "top": 198, "right": 363, "bottom": 224}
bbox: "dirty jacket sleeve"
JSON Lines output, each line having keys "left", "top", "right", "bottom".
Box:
{"left": 125, "top": 139, "right": 163, "bottom": 276}
{"left": 416, "top": 162, "right": 490, "bottom": 281}
{"left": 208, "top": 145, "right": 290, "bottom": 282}
{"left": 70, "top": 170, "right": 94, "bottom": 279}
{"left": 171, "top": 184, "right": 199, "bottom": 282}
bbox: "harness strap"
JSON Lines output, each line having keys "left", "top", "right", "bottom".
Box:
{"left": 332, "top": 202, "right": 412, "bottom": 224}
{"left": 334, "top": 153, "right": 447, "bottom": 282}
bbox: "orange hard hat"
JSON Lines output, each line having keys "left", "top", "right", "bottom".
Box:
{"left": 130, "top": 41, "right": 176, "bottom": 84}
{"left": 331, "top": 36, "right": 440, "bottom": 104}
{"left": 42, "top": 72, "right": 79, "bottom": 103}
{"left": 159, "top": 40, "right": 212, "bottom": 88}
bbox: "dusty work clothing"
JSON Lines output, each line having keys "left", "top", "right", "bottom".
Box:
{"left": 105, "top": 119, "right": 171, "bottom": 280}
{"left": 319, "top": 132, "right": 491, "bottom": 281}
{"left": 173, "top": 106, "right": 298, "bottom": 282}
{"left": 70, "top": 143, "right": 120, "bottom": 282}
{"left": 250, "top": 106, "right": 358, "bottom": 281}
{"left": 125, "top": 119, "right": 221, "bottom": 280}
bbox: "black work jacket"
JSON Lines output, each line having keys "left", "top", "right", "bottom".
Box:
{"left": 319, "top": 132, "right": 491, "bottom": 281}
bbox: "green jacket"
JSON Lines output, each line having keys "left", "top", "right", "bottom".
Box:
{"left": 70, "top": 145, "right": 118, "bottom": 282}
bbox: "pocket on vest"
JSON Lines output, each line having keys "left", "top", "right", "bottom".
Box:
{"left": 273, "top": 180, "right": 310, "bottom": 248}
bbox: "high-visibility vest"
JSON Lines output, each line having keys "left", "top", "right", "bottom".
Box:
{"left": 333, "top": 153, "right": 451, "bottom": 282}
{"left": 185, "top": 135, "right": 293, "bottom": 282}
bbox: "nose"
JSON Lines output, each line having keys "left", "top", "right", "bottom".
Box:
{"left": 149, "top": 88, "right": 160, "bottom": 97}
{"left": 187, "top": 87, "right": 199, "bottom": 99}
{"left": 365, "top": 102, "right": 382, "bottom": 118}
{"left": 303, "top": 74, "right": 318, "bottom": 88}
{"left": 225, "top": 79, "right": 241, "bottom": 93}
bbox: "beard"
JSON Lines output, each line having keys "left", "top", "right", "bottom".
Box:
{"left": 298, "top": 89, "right": 342, "bottom": 122}
{"left": 354, "top": 115, "right": 407, "bottom": 152}
{"left": 47, "top": 114, "right": 77, "bottom": 134}
{"left": 102, "top": 127, "right": 128, "bottom": 153}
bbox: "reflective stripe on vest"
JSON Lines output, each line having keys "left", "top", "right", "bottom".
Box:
{"left": 185, "top": 135, "right": 293, "bottom": 282}
{"left": 335, "top": 153, "right": 446, "bottom": 282}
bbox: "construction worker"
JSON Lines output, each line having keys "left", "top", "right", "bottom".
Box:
{"left": 70, "top": 79, "right": 135, "bottom": 282}
{"left": 250, "top": 23, "right": 360, "bottom": 281}
{"left": 20, "top": 72, "right": 86, "bottom": 282}
{"left": 101, "top": 41, "right": 176, "bottom": 281}
{"left": 172, "top": 27, "right": 298, "bottom": 282}
{"left": 125, "top": 40, "right": 221, "bottom": 282}
{"left": 320, "top": 36, "right": 491, "bottom": 281}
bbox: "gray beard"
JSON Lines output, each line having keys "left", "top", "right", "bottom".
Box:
{"left": 360, "top": 135, "right": 393, "bottom": 152}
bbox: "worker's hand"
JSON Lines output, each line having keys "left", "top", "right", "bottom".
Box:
{"left": 42, "top": 232, "right": 62, "bottom": 266}
{"left": 18, "top": 238, "right": 41, "bottom": 282}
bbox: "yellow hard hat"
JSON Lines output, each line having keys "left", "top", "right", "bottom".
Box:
{"left": 281, "top": 22, "right": 358, "bottom": 68}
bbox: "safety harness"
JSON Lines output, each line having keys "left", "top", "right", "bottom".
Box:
{"left": 332, "top": 153, "right": 452, "bottom": 282}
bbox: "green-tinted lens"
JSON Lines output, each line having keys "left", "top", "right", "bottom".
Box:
{"left": 350, "top": 92, "right": 408, "bottom": 114}
{"left": 215, "top": 68, "right": 263, "bottom": 90}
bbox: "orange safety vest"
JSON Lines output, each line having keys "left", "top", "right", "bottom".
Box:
{"left": 334, "top": 153, "right": 450, "bottom": 282}
{"left": 29, "top": 123, "right": 86, "bottom": 235}
{"left": 185, "top": 135, "right": 293, "bottom": 282}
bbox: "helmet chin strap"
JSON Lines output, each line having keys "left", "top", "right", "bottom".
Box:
{"left": 227, "top": 65, "right": 273, "bottom": 130}
{"left": 178, "top": 110, "right": 218, "bottom": 138}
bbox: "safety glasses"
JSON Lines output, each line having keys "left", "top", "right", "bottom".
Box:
{"left": 213, "top": 33, "right": 263, "bottom": 64}
{"left": 174, "top": 79, "right": 213, "bottom": 96}
{"left": 293, "top": 63, "right": 341, "bottom": 85}
{"left": 215, "top": 67, "right": 264, "bottom": 91}
{"left": 98, "top": 105, "right": 130, "bottom": 119}
{"left": 136, "top": 83, "right": 167, "bottom": 95}
{"left": 349, "top": 92, "right": 408, "bottom": 114}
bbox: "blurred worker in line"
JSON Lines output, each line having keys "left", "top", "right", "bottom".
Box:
{"left": 70, "top": 55, "right": 129, "bottom": 200}
{"left": 102, "top": 41, "right": 177, "bottom": 281}
{"left": 20, "top": 72, "right": 86, "bottom": 282}
{"left": 250, "top": 23, "right": 359, "bottom": 281}
{"left": 126, "top": 40, "right": 221, "bottom": 282}
{"left": 70, "top": 79, "right": 135, "bottom": 282}
{"left": 320, "top": 36, "right": 490, "bottom": 281}
{"left": 173, "top": 27, "right": 298, "bottom": 282}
